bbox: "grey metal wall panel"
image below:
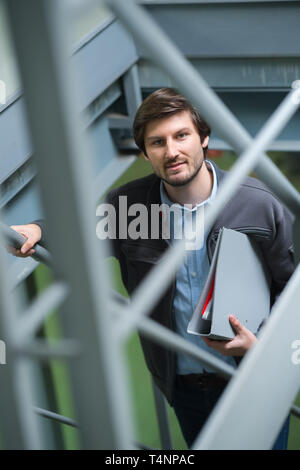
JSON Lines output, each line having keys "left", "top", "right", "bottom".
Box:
{"left": 139, "top": 2, "right": 300, "bottom": 58}
{"left": 0, "top": 19, "right": 137, "bottom": 185}
{"left": 139, "top": 58, "right": 300, "bottom": 90}
{"left": 0, "top": 96, "right": 32, "bottom": 184}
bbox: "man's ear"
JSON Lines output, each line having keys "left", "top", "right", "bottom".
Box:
{"left": 202, "top": 135, "right": 209, "bottom": 149}
{"left": 143, "top": 151, "right": 150, "bottom": 161}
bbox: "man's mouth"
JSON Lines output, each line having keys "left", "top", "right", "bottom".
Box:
{"left": 166, "top": 162, "right": 185, "bottom": 171}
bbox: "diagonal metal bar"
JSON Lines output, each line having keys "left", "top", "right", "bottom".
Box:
{"left": 33, "top": 406, "right": 78, "bottom": 428}
{"left": 110, "top": 296, "right": 234, "bottom": 378}
{"left": 107, "top": 0, "right": 300, "bottom": 217}
{"left": 112, "top": 290, "right": 300, "bottom": 424}
{"left": 17, "top": 282, "right": 69, "bottom": 339}
{"left": 116, "top": 83, "right": 300, "bottom": 340}
{"left": 33, "top": 405, "right": 161, "bottom": 451}
{"left": 137, "top": 316, "right": 235, "bottom": 380}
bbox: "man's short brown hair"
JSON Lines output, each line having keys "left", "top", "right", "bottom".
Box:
{"left": 133, "top": 87, "right": 211, "bottom": 157}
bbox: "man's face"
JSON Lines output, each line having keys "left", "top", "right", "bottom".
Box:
{"left": 143, "top": 110, "right": 209, "bottom": 187}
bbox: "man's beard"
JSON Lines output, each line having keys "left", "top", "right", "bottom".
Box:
{"left": 161, "top": 160, "right": 204, "bottom": 187}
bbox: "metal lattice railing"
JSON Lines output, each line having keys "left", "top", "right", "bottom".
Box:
{"left": 0, "top": 0, "right": 300, "bottom": 450}
{"left": 108, "top": 0, "right": 300, "bottom": 450}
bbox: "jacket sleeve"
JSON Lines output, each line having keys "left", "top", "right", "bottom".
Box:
{"left": 264, "top": 202, "right": 295, "bottom": 305}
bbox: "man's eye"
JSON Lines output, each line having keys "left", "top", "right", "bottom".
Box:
{"left": 152, "top": 140, "right": 163, "bottom": 146}
{"left": 178, "top": 133, "right": 187, "bottom": 139}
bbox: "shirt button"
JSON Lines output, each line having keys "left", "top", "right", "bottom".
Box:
{"left": 191, "top": 272, "right": 197, "bottom": 278}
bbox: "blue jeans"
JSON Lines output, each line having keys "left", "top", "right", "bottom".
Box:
{"left": 173, "top": 379, "right": 290, "bottom": 449}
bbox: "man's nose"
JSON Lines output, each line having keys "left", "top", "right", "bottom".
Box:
{"left": 165, "top": 139, "right": 179, "bottom": 158}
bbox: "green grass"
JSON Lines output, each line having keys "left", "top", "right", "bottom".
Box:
{"left": 34, "top": 152, "right": 300, "bottom": 450}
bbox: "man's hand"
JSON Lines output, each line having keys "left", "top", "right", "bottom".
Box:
{"left": 8, "top": 224, "right": 42, "bottom": 258}
{"left": 202, "top": 314, "right": 257, "bottom": 357}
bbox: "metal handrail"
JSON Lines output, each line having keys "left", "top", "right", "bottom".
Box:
{"left": 0, "top": 222, "right": 53, "bottom": 267}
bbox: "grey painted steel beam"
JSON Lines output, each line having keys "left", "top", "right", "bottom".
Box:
{"left": 109, "top": 293, "right": 234, "bottom": 379}
{"left": 0, "top": 159, "right": 36, "bottom": 209}
{"left": 0, "top": 95, "right": 32, "bottom": 184}
{"left": 83, "top": 81, "right": 121, "bottom": 128}
{"left": 94, "top": 154, "right": 136, "bottom": 203}
{"left": 139, "top": 1, "right": 300, "bottom": 58}
{"left": 5, "top": 0, "right": 135, "bottom": 449}
{"left": 8, "top": 257, "right": 40, "bottom": 289}
{"left": 193, "top": 264, "right": 300, "bottom": 449}
{"left": 135, "top": 315, "right": 235, "bottom": 380}
{"left": 0, "top": 23, "right": 138, "bottom": 282}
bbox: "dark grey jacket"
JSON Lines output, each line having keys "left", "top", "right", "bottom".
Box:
{"left": 105, "top": 160, "right": 295, "bottom": 404}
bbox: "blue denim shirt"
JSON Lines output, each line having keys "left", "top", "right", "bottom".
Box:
{"left": 160, "top": 161, "right": 237, "bottom": 374}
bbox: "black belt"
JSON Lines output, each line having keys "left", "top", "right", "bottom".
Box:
{"left": 177, "top": 373, "right": 228, "bottom": 390}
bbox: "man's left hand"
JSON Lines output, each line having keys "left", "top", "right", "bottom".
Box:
{"left": 202, "top": 314, "right": 257, "bottom": 357}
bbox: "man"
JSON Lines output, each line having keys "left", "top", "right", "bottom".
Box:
{"left": 11, "top": 88, "right": 294, "bottom": 448}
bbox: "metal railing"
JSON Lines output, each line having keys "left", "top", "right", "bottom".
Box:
{"left": 107, "top": 0, "right": 300, "bottom": 450}
{"left": 1, "top": 0, "right": 135, "bottom": 450}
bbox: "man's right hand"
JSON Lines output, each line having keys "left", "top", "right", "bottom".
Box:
{"left": 9, "top": 224, "right": 42, "bottom": 258}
